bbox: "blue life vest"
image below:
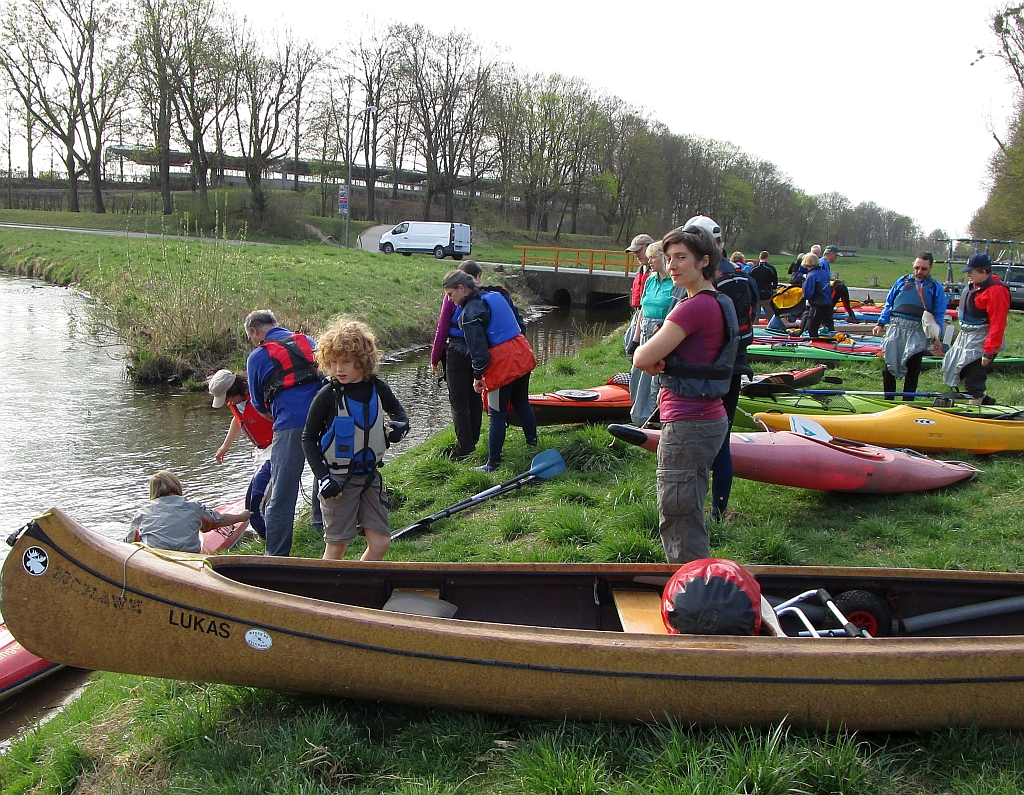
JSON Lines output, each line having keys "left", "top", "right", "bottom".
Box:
{"left": 481, "top": 290, "right": 521, "bottom": 347}
{"left": 661, "top": 292, "right": 740, "bottom": 400}
{"left": 320, "top": 380, "right": 389, "bottom": 476}
{"left": 449, "top": 305, "right": 465, "bottom": 338}
{"left": 892, "top": 276, "right": 938, "bottom": 321}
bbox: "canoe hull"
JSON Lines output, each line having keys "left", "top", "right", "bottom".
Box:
{"left": 5, "top": 510, "right": 1024, "bottom": 731}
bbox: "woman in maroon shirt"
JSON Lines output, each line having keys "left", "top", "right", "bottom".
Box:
{"left": 634, "top": 225, "right": 733, "bottom": 563}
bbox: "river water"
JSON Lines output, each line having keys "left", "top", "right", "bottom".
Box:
{"left": 0, "top": 273, "right": 628, "bottom": 563}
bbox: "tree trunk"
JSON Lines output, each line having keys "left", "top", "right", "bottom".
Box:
{"left": 159, "top": 98, "right": 172, "bottom": 215}
{"left": 88, "top": 153, "right": 106, "bottom": 213}
{"left": 65, "top": 147, "right": 79, "bottom": 213}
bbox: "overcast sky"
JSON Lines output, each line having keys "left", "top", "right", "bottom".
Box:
{"left": 219, "top": 0, "right": 1016, "bottom": 238}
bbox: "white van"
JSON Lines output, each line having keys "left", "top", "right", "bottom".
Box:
{"left": 378, "top": 221, "right": 471, "bottom": 260}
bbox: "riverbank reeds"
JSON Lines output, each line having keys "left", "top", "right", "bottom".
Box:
{"left": 0, "top": 227, "right": 537, "bottom": 382}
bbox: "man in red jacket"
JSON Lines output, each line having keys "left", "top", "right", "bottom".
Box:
{"left": 627, "top": 233, "right": 655, "bottom": 308}
{"left": 942, "top": 253, "right": 1011, "bottom": 404}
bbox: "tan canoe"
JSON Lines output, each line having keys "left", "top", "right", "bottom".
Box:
{"left": 5, "top": 509, "right": 1024, "bottom": 731}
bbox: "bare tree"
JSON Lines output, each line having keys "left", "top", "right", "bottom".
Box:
{"left": 350, "top": 25, "right": 395, "bottom": 219}
{"left": 135, "top": 0, "right": 183, "bottom": 214}
{"left": 0, "top": 0, "right": 132, "bottom": 212}
{"left": 394, "top": 24, "right": 492, "bottom": 220}
{"left": 230, "top": 20, "right": 299, "bottom": 218}
{"left": 305, "top": 69, "right": 346, "bottom": 217}
{"left": 288, "top": 35, "right": 321, "bottom": 192}
{"left": 171, "top": 0, "right": 231, "bottom": 205}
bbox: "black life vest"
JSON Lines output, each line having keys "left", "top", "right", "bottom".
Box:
{"left": 714, "top": 266, "right": 758, "bottom": 346}
{"left": 261, "top": 333, "right": 320, "bottom": 404}
{"left": 959, "top": 277, "right": 1008, "bottom": 326}
{"left": 661, "top": 291, "right": 740, "bottom": 401}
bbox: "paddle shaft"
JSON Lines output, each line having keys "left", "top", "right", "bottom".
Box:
{"left": 391, "top": 475, "right": 539, "bottom": 540}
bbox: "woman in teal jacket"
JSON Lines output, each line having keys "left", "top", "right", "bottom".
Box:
{"left": 626, "top": 241, "right": 675, "bottom": 425}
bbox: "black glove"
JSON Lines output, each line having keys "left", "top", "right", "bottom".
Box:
{"left": 317, "top": 475, "right": 343, "bottom": 500}
{"left": 625, "top": 339, "right": 640, "bottom": 357}
{"left": 386, "top": 421, "right": 410, "bottom": 443}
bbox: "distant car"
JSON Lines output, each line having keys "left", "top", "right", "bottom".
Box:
{"left": 991, "top": 265, "right": 1024, "bottom": 310}
{"left": 378, "top": 222, "right": 471, "bottom": 260}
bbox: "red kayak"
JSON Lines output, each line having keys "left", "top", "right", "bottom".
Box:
{"left": 513, "top": 367, "right": 827, "bottom": 427}
{"left": 0, "top": 620, "right": 62, "bottom": 701}
{"left": 607, "top": 425, "right": 980, "bottom": 494}
{"left": 127, "top": 497, "right": 250, "bottom": 554}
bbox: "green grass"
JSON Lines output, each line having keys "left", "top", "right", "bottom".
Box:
{"left": 1, "top": 198, "right": 378, "bottom": 245}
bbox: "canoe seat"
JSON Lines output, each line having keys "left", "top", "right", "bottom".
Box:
{"left": 612, "top": 589, "right": 668, "bottom": 634}
{"left": 383, "top": 590, "right": 457, "bottom": 619}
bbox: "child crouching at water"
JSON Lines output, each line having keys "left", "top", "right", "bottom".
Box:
{"left": 130, "top": 470, "right": 251, "bottom": 553}
{"left": 302, "top": 317, "right": 409, "bottom": 561}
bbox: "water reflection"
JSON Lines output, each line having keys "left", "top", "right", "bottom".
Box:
{"left": 0, "top": 275, "right": 628, "bottom": 562}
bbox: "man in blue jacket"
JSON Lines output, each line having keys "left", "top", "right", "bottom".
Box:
{"left": 873, "top": 252, "right": 947, "bottom": 399}
{"left": 245, "top": 309, "right": 323, "bottom": 556}
{"left": 800, "top": 258, "right": 833, "bottom": 339}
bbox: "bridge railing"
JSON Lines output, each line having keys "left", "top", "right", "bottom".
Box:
{"left": 514, "top": 245, "right": 636, "bottom": 275}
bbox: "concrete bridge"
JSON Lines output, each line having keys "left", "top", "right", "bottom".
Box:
{"left": 507, "top": 264, "right": 633, "bottom": 308}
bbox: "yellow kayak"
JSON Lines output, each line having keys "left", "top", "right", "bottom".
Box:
{"left": 753, "top": 404, "right": 1024, "bottom": 454}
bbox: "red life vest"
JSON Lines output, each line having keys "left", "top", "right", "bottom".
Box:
{"left": 260, "top": 333, "right": 319, "bottom": 404}
{"left": 228, "top": 401, "right": 273, "bottom": 449}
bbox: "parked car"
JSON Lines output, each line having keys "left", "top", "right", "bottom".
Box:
{"left": 991, "top": 265, "right": 1024, "bottom": 310}
{"left": 378, "top": 222, "right": 471, "bottom": 260}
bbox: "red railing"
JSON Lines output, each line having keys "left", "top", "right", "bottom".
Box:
{"left": 514, "top": 245, "right": 636, "bottom": 275}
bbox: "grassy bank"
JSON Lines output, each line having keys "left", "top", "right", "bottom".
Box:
{"left": 1, "top": 197, "right": 379, "bottom": 244}
{"left": 0, "top": 226, "right": 528, "bottom": 382}
{"left": 5, "top": 332, "right": 1024, "bottom": 793}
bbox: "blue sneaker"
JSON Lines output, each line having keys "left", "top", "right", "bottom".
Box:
{"left": 473, "top": 463, "right": 499, "bottom": 473}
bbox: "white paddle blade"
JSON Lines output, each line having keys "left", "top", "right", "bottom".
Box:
{"left": 788, "top": 414, "right": 833, "bottom": 443}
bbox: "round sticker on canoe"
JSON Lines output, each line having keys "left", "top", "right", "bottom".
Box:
{"left": 244, "top": 628, "right": 272, "bottom": 650}
{"left": 22, "top": 547, "right": 48, "bottom": 576}
{"left": 914, "top": 419, "right": 937, "bottom": 425}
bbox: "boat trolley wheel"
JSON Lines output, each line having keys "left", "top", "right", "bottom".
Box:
{"left": 824, "top": 590, "right": 892, "bottom": 637}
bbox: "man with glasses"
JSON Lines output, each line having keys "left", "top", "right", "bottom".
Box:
{"left": 873, "top": 252, "right": 947, "bottom": 399}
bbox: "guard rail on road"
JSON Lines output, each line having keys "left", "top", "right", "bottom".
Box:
{"left": 514, "top": 245, "right": 637, "bottom": 275}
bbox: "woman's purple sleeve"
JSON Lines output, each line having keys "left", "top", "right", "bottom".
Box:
{"left": 430, "top": 295, "right": 455, "bottom": 366}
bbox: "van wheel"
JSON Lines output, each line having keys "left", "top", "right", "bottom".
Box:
{"left": 434, "top": 246, "right": 446, "bottom": 260}
{"left": 382, "top": 243, "right": 394, "bottom": 254}
{"left": 452, "top": 254, "right": 463, "bottom": 261}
